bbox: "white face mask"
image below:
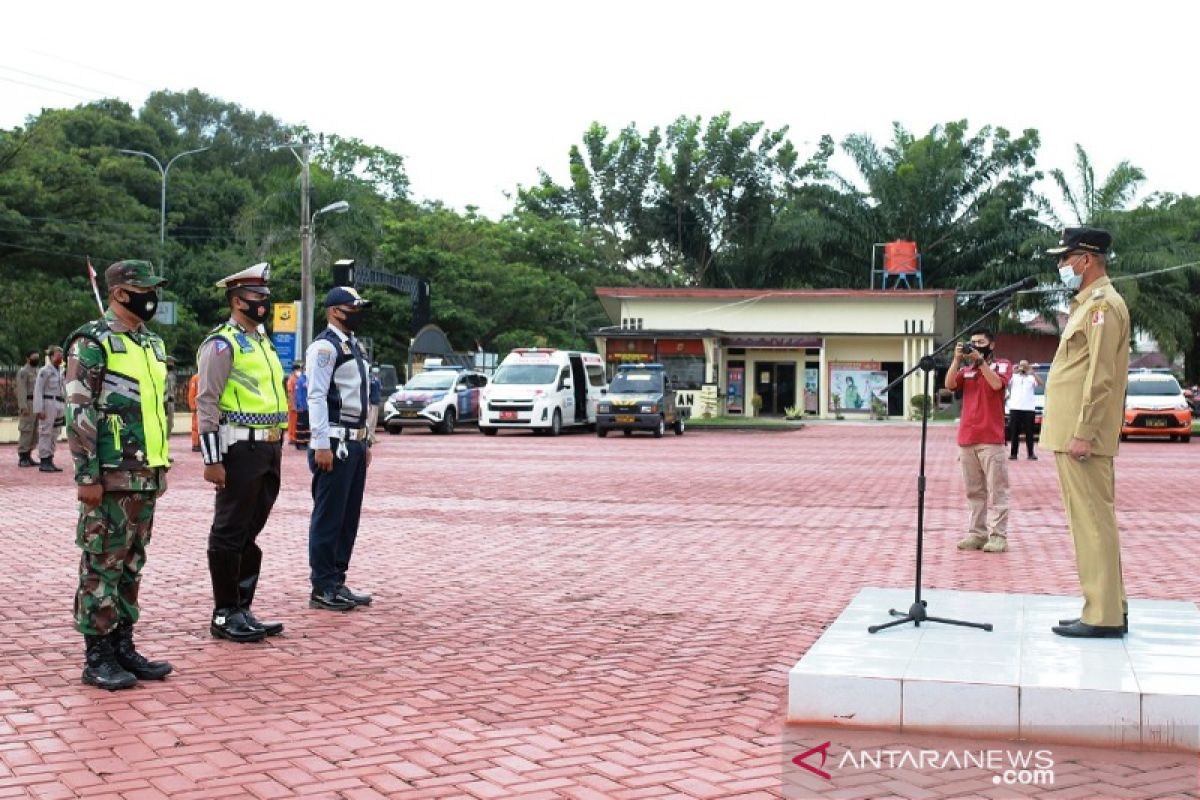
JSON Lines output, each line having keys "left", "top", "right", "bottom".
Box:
{"left": 1059, "top": 262, "right": 1083, "bottom": 290}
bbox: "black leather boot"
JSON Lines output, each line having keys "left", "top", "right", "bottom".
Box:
{"left": 39, "top": 458, "right": 63, "bottom": 472}
{"left": 208, "top": 550, "right": 265, "bottom": 643}
{"left": 238, "top": 544, "right": 283, "bottom": 637}
{"left": 112, "top": 621, "right": 172, "bottom": 680}
{"left": 82, "top": 634, "right": 137, "bottom": 690}
{"left": 18, "top": 452, "right": 37, "bottom": 468}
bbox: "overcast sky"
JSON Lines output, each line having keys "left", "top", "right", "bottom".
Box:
{"left": 4, "top": 0, "right": 1197, "bottom": 220}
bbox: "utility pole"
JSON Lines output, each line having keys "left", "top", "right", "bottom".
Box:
{"left": 298, "top": 135, "right": 313, "bottom": 353}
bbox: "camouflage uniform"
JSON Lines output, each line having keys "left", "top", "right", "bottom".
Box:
{"left": 66, "top": 311, "right": 170, "bottom": 636}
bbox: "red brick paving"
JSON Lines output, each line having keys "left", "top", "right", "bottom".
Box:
{"left": 0, "top": 423, "right": 1197, "bottom": 799}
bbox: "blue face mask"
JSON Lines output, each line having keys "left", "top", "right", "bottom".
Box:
{"left": 1059, "top": 262, "right": 1083, "bottom": 290}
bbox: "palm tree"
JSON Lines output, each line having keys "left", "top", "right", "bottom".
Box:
{"left": 1048, "top": 144, "right": 1145, "bottom": 227}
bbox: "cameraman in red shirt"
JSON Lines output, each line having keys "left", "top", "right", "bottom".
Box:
{"left": 945, "top": 329, "right": 1012, "bottom": 553}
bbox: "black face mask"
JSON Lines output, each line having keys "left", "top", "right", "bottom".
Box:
{"left": 120, "top": 289, "right": 160, "bottom": 322}
{"left": 27, "top": 357, "right": 39, "bottom": 367}
{"left": 974, "top": 346, "right": 993, "bottom": 360}
{"left": 339, "top": 309, "right": 365, "bottom": 333}
{"left": 237, "top": 294, "right": 272, "bottom": 325}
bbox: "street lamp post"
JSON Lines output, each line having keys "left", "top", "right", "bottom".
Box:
{"left": 117, "top": 146, "right": 211, "bottom": 273}
{"left": 303, "top": 199, "right": 351, "bottom": 351}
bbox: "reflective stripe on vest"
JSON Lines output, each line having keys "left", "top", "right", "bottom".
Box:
{"left": 213, "top": 326, "right": 288, "bottom": 428}
{"left": 101, "top": 332, "right": 170, "bottom": 468}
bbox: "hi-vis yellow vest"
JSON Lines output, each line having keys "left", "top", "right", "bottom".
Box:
{"left": 101, "top": 331, "right": 170, "bottom": 469}
{"left": 210, "top": 324, "right": 288, "bottom": 428}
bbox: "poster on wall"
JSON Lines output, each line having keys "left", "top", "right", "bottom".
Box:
{"left": 727, "top": 367, "right": 745, "bottom": 414}
{"left": 805, "top": 367, "right": 819, "bottom": 413}
{"left": 829, "top": 362, "right": 887, "bottom": 413}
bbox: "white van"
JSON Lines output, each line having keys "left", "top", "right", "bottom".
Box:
{"left": 479, "top": 348, "right": 607, "bottom": 435}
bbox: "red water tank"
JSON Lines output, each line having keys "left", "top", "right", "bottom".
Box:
{"left": 884, "top": 240, "right": 918, "bottom": 274}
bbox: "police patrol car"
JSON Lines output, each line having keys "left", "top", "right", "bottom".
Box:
{"left": 596, "top": 363, "right": 685, "bottom": 438}
{"left": 383, "top": 365, "right": 489, "bottom": 434}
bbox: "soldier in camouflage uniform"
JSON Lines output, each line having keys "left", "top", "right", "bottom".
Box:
{"left": 65, "top": 260, "right": 174, "bottom": 690}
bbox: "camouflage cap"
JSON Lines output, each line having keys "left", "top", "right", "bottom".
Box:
{"left": 105, "top": 260, "right": 167, "bottom": 290}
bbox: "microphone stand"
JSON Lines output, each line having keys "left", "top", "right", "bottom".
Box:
{"left": 867, "top": 290, "right": 1022, "bottom": 634}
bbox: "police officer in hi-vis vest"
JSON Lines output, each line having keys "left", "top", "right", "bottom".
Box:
{"left": 305, "top": 286, "right": 374, "bottom": 612}
{"left": 196, "top": 263, "right": 288, "bottom": 642}
{"left": 65, "top": 260, "right": 173, "bottom": 690}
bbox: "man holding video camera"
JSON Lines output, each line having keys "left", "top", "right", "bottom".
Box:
{"left": 945, "top": 329, "right": 1012, "bottom": 553}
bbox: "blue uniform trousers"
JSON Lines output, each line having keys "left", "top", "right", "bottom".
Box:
{"left": 307, "top": 439, "right": 368, "bottom": 593}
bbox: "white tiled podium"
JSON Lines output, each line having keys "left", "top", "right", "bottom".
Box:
{"left": 788, "top": 588, "right": 1200, "bottom": 751}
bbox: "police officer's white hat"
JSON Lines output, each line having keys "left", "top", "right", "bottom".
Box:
{"left": 216, "top": 262, "right": 271, "bottom": 292}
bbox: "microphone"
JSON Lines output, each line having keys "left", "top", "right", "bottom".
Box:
{"left": 975, "top": 276, "right": 1037, "bottom": 304}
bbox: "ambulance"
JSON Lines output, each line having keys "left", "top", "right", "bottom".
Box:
{"left": 479, "top": 348, "right": 607, "bottom": 435}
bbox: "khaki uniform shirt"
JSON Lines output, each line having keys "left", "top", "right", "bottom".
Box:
{"left": 1040, "top": 276, "right": 1130, "bottom": 457}
{"left": 15, "top": 364, "right": 37, "bottom": 415}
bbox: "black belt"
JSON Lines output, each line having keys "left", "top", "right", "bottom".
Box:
{"left": 42, "top": 395, "right": 64, "bottom": 401}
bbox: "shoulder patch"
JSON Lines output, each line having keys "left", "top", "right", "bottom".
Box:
{"left": 213, "top": 339, "right": 230, "bottom": 354}
{"left": 1091, "top": 307, "right": 1105, "bottom": 326}
{"left": 316, "top": 350, "right": 332, "bottom": 368}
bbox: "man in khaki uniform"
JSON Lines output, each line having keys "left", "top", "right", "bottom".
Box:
{"left": 1040, "top": 227, "right": 1130, "bottom": 638}
{"left": 16, "top": 349, "right": 40, "bottom": 467}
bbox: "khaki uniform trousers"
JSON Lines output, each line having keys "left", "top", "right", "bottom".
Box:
{"left": 18, "top": 412, "right": 38, "bottom": 453}
{"left": 1054, "top": 452, "right": 1126, "bottom": 626}
{"left": 959, "top": 443, "right": 1009, "bottom": 539}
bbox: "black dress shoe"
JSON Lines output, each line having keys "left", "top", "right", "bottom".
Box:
{"left": 1052, "top": 620, "right": 1126, "bottom": 638}
{"left": 335, "top": 584, "right": 372, "bottom": 606}
{"left": 211, "top": 609, "right": 267, "bottom": 642}
{"left": 1028, "top": 454, "right": 1038, "bottom": 460}
{"left": 309, "top": 589, "right": 355, "bottom": 611}
{"left": 1057, "top": 613, "right": 1127, "bottom": 633}
{"left": 243, "top": 609, "right": 284, "bottom": 637}
{"left": 39, "top": 460, "right": 63, "bottom": 472}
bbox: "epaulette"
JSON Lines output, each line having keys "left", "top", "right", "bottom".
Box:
{"left": 63, "top": 318, "right": 117, "bottom": 353}
{"left": 1090, "top": 287, "right": 1106, "bottom": 300}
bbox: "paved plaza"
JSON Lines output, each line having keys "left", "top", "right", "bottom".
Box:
{"left": 0, "top": 423, "right": 1196, "bottom": 799}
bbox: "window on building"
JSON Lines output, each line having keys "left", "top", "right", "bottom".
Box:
{"left": 661, "top": 355, "right": 705, "bottom": 389}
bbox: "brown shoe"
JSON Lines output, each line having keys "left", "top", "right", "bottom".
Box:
{"left": 957, "top": 535, "right": 988, "bottom": 550}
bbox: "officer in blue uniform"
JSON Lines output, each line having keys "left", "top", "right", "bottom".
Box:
{"left": 304, "top": 287, "right": 374, "bottom": 611}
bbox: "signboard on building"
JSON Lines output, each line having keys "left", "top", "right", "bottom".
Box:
{"left": 829, "top": 361, "right": 886, "bottom": 414}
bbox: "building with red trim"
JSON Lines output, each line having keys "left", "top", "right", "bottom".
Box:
{"left": 593, "top": 287, "right": 958, "bottom": 419}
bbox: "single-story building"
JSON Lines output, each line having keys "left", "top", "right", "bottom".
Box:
{"left": 592, "top": 287, "right": 958, "bottom": 419}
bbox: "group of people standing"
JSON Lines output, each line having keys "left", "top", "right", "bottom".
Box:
{"left": 948, "top": 226, "right": 1131, "bottom": 639}
{"left": 15, "top": 345, "right": 66, "bottom": 471}
{"left": 63, "top": 259, "right": 377, "bottom": 691}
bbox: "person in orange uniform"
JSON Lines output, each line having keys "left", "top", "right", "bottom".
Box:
{"left": 188, "top": 372, "right": 201, "bottom": 452}
{"left": 286, "top": 362, "right": 303, "bottom": 445}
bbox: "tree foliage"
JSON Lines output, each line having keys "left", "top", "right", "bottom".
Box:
{"left": 2, "top": 96, "right": 1198, "bottom": 382}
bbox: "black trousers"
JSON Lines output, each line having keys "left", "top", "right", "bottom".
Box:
{"left": 1009, "top": 409, "right": 1037, "bottom": 457}
{"left": 209, "top": 440, "right": 283, "bottom": 552}
{"left": 307, "top": 439, "right": 368, "bottom": 593}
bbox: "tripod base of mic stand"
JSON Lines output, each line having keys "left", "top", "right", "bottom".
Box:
{"left": 868, "top": 600, "right": 993, "bottom": 634}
